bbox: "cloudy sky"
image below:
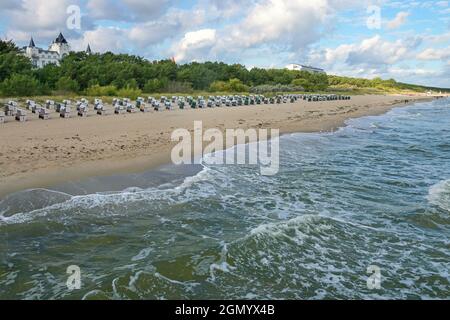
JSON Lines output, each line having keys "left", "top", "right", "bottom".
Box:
{"left": 1, "top": 0, "right": 449, "bottom": 87}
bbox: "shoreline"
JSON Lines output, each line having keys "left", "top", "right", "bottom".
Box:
{"left": 0, "top": 94, "right": 437, "bottom": 198}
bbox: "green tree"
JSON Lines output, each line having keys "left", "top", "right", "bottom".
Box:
{"left": 124, "top": 78, "right": 138, "bottom": 89}
{"left": 228, "top": 78, "right": 249, "bottom": 92}
{"left": 117, "top": 85, "right": 142, "bottom": 100}
{"left": 0, "top": 74, "right": 41, "bottom": 96}
{"left": 56, "top": 76, "right": 80, "bottom": 93}
{"left": 0, "top": 39, "right": 33, "bottom": 81}
{"left": 85, "top": 84, "right": 117, "bottom": 96}
{"left": 34, "top": 63, "right": 61, "bottom": 89}
{"left": 209, "top": 80, "right": 229, "bottom": 92}
{"left": 0, "top": 39, "right": 20, "bottom": 54}
{"left": 291, "top": 79, "right": 309, "bottom": 91}
{"left": 144, "top": 79, "right": 164, "bottom": 93}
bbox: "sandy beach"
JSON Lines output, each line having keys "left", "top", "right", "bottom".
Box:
{"left": 0, "top": 94, "right": 436, "bottom": 197}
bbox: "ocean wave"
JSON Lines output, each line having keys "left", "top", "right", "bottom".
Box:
{"left": 0, "top": 188, "right": 72, "bottom": 218}
{"left": 428, "top": 179, "right": 450, "bottom": 212}
{"left": 248, "top": 214, "right": 322, "bottom": 237}
{"left": 0, "top": 164, "right": 213, "bottom": 225}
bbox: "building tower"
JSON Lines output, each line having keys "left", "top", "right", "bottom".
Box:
{"left": 48, "top": 32, "right": 71, "bottom": 57}
{"left": 25, "top": 37, "right": 40, "bottom": 67}
{"left": 86, "top": 44, "right": 92, "bottom": 55}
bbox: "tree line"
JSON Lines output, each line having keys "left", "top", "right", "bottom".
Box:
{"left": 0, "top": 39, "right": 447, "bottom": 97}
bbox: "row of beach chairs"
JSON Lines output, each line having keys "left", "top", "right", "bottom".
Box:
{"left": 2, "top": 101, "right": 27, "bottom": 122}
{"left": 303, "top": 94, "right": 351, "bottom": 102}
{"left": 1, "top": 94, "right": 352, "bottom": 124}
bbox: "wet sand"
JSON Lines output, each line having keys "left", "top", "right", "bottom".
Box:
{"left": 0, "top": 94, "right": 436, "bottom": 198}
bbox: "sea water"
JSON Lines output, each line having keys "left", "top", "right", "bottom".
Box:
{"left": 0, "top": 98, "right": 449, "bottom": 299}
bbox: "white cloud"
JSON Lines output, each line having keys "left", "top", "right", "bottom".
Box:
{"left": 173, "top": 29, "right": 217, "bottom": 62}
{"left": 438, "top": 7, "right": 450, "bottom": 14}
{"left": 3, "top": 0, "right": 96, "bottom": 46}
{"left": 417, "top": 47, "right": 450, "bottom": 60}
{"left": 86, "top": 0, "right": 171, "bottom": 22}
{"left": 123, "top": 0, "right": 171, "bottom": 20}
{"left": 8, "top": 0, "right": 81, "bottom": 32}
{"left": 203, "top": 0, "right": 249, "bottom": 18}
{"left": 436, "top": 1, "right": 448, "bottom": 7}
{"left": 306, "top": 33, "right": 450, "bottom": 87}
{"left": 0, "top": 0, "right": 21, "bottom": 10}
{"left": 317, "top": 35, "right": 422, "bottom": 68}
{"left": 128, "top": 8, "right": 206, "bottom": 48}
{"left": 218, "top": 0, "right": 333, "bottom": 50}
{"left": 387, "top": 11, "right": 410, "bottom": 30}
{"left": 171, "top": 0, "right": 368, "bottom": 63}
{"left": 87, "top": 0, "right": 124, "bottom": 20}
{"left": 427, "top": 31, "right": 450, "bottom": 44}
{"left": 70, "top": 27, "right": 128, "bottom": 53}
{"left": 388, "top": 66, "right": 437, "bottom": 77}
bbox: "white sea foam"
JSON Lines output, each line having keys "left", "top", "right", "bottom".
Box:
{"left": 428, "top": 179, "right": 450, "bottom": 212}
{"left": 131, "top": 248, "right": 153, "bottom": 261}
{"left": 0, "top": 164, "right": 213, "bottom": 225}
{"left": 173, "top": 165, "right": 211, "bottom": 191}
{"left": 209, "top": 242, "right": 235, "bottom": 281}
{"left": 248, "top": 214, "right": 325, "bottom": 237}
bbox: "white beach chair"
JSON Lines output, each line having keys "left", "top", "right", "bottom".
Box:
{"left": 97, "top": 105, "right": 107, "bottom": 115}
{"left": 114, "top": 104, "right": 126, "bottom": 114}
{"left": 60, "top": 106, "right": 71, "bottom": 118}
{"left": 136, "top": 98, "right": 149, "bottom": 112}
{"left": 139, "top": 102, "right": 151, "bottom": 112}
{"left": 94, "top": 98, "right": 104, "bottom": 111}
{"left": 55, "top": 102, "right": 64, "bottom": 112}
{"left": 26, "top": 100, "right": 35, "bottom": 110}
{"left": 31, "top": 103, "right": 41, "bottom": 113}
{"left": 77, "top": 104, "right": 88, "bottom": 117}
{"left": 15, "top": 108, "right": 27, "bottom": 122}
{"left": 46, "top": 100, "right": 55, "bottom": 109}
{"left": 5, "top": 102, "right": 18, "bottom": 116}
{"left": 38, "top": 107, "right": 50, "bottom": 120}
{"left": 126, "top": 103, "right": 137, "bottom": 113}
{"left": 152, "top": 100, "right": 161, "bottom": 111}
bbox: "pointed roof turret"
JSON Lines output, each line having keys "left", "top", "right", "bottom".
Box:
{"left": 86, "top": 44, "right": 92, "bottom": 54}
{"left": 55, "top": 32, "right": 68, "bottom": 44}
{"left": 29, "top": 37, "right": 35, "bottom": 47}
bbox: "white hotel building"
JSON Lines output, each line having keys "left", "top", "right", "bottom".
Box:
{"left": 285, "top": 64, "right": 326, "bottom": 74}
{"left": 22, "top": 33, "right": 92, "bottom": 68}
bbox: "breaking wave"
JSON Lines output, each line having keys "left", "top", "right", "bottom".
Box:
{"left": 0, "top": 165, "right": 213, "bottom": 225}
{"left": 428, "top": 179, "right": 450, "bottom": 212}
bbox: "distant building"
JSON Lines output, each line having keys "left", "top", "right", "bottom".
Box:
{"left": 285, "top": 64, "right": 326, "bottom": 74}
{"left": 86, "top": 44, "right": 92, "bottom": 55}
{"left": 22, "top": 33, "right": 92, "bottom": 68}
